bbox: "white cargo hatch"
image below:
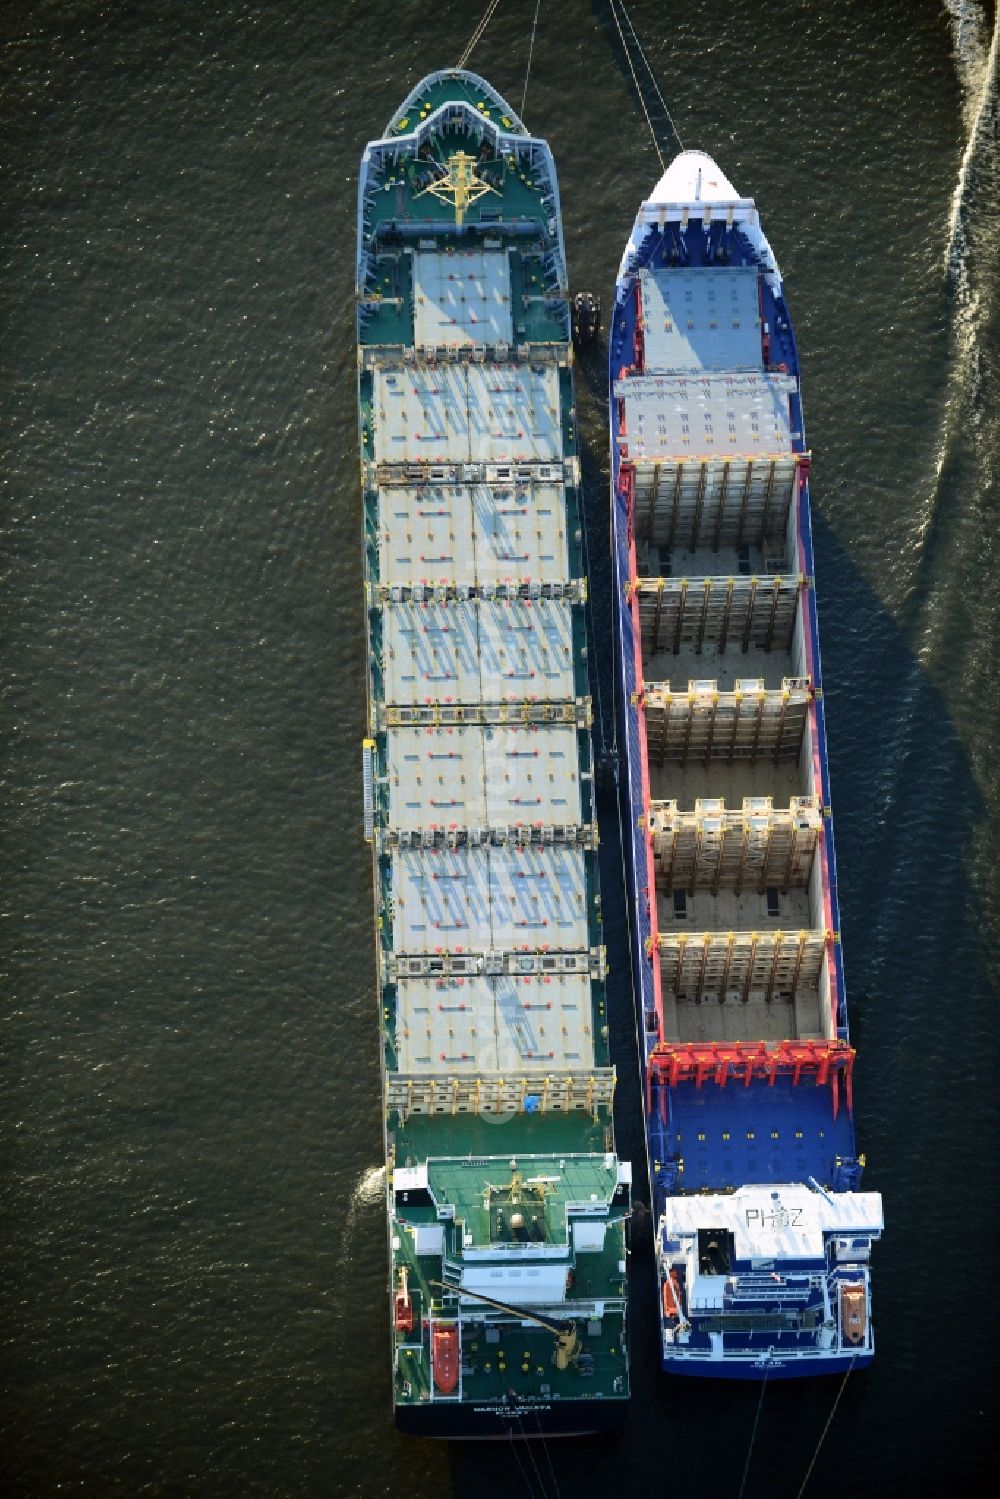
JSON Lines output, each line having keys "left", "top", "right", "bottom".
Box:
{"left": 615, "top": 370, "right": 797, "bottom": 460}
{"left": 390, "top": 842, "right": 588, "bottom": 955}
{"left": 380, "top": 597, "right": 574, "bottom": 705}
{"left": 639, "top": 267, "right": 762, "bottom": 374}
{"left": 374, "top": 365, "right": 561, "bottom": 466}
{"left": 413, "top": 249, "right": 513, "bottom": 348}
{"left": 376, "top": 481, "right": 569, "bottom": 588}
{"left": 393, "top": 971, "right": 594, "bottom": 1074}
{"left": 385, "top": 724, "right": 583, "bottom": 830}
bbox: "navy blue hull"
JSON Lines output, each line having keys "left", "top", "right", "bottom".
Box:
{"left": 608, "top": 154, "right": 881, "bottom": 1379}
{"left": 661, "top": 1351, "right": 873, "bottom": 1380}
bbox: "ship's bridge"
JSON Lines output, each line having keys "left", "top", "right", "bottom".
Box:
{"left": 662, "top": 1183, "right": 883, "bottom": 1268}
{"left": 393, "top": 1154, "right": 630, "bottom": 1303}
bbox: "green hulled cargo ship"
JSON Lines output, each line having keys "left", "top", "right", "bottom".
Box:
{"left": 356, "top": 70, "right": 631, "bottom": 1438}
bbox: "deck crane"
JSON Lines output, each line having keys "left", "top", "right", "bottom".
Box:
{"left": 429, "top": 1281, "right": 583, "bottom": 1371}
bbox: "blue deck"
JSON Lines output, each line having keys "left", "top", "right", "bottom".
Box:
{"left": 614, "top": 216, "right": 799, "bottom": 376}
{"left": 649, "top": 1075, "right": 857, "bottom": 1202}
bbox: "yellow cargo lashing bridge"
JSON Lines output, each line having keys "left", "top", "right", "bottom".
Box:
{"left": 417, "top": 151, "right": 500, "bottom": 225}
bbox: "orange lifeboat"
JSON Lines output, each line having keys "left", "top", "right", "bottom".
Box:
{"left": 661, "top": 1269, "right": 683, "bottom": 1321}
{"left": 840, "top": 1283, "right": 866, "bottom": 1346}
{"left": 432, "top": 1323, "right": 460, "bottom": 1394}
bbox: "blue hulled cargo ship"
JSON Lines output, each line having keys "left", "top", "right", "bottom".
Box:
{"left": 609, "top": 151, "right": 883, "bottom": 1378}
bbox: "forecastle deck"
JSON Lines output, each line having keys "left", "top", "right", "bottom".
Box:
{"left": 356, "top": 71, "right": 629, "bottom": 1435}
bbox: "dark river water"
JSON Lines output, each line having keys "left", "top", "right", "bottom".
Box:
{"left": 2, "top": 1, "right": 997, "bottom": 1494}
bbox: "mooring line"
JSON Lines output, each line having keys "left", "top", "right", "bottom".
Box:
{"left": 520, "top": 0, "right": 542, "bottom": 118}
{"left": 736, "top": 1359, "right": 770, "bottom": 1499}
{"left": 609, "top": 0, "right": 665, "bottom": 170}
{"left": 615, "top": 0, "right": 684, "bottom": 152}
{"left": 795, "top": 1356, "right": 857, "bottom": 1499}
{"left": 457, "top": 0, "right": 502, "bottom": 71}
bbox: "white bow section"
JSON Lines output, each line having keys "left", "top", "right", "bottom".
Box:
{"left": 617, "top": 149, "right": 782, "bottom": 293}
{"left": 651, "top": 150, "right": 741, "bottom": 204}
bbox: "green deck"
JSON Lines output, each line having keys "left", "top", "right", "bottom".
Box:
{"left": 361, "top": 238, "right": 569, "bottom": 350}
{"left": 359, "top": 112, "right": 568, "bottom": 350}
{"left": 395, "top": 1313, "right": 627, "bottom": 1409}
{"left": 426, "top": 1153, "right": 618, "bottom": 1246}
{"left": 387, "top": 77, "right": 527, "bottom": 135}
{"left": 392, "top": 1107, "right": 611, "bottom": 1166}
{"left": 392, "top": 1149, "right": 628, "bottom": 1411}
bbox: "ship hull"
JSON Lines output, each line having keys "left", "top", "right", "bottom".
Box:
{"left": 609, "top": 151, "right": 882, "bottom": 1379}
{"left": 356, "top": 70, "right": 631, "bottom": 1432}
{"left": 656, "top": 1352, "right": 874, "bottom": 1381}
{"left": 396, "top": 1399, "right": 627, "bottom": 1439}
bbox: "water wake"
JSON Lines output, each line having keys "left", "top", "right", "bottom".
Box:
{"left": 339, "top": 1164, "right": 386, "bottom": 1265}
{"left": 943, "top": 0, "right": 998, "bottom": 289}
{"left": 882, "top": 1, "right": 999, "bottom": 851}
{"left": 909, "top": 1, "right": 998, "bottom": 588}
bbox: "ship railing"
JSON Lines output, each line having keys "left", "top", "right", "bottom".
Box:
{"left": 385, "top": 1068, "right": 616, "bottom": 1118}
{"left": 366, "top": 455, "right": 581, "bottom": 491}
{"left": 380, "top": 821, "right": 597, "bottom": 851}
{"left": 451, "top": 1243, "right": 577, "bottom": 1264}
{"left": 647, "top": 1039, "right": 854, "bottom": 1113}
{"left": 370, "top": 217, "right": 552, "bottom": 250}
{"left": 723, "top": 1280, "right": 823, "bottom": 1306}
{"left": 358, "top": 340, "right": 567, "bottom": 372}
{"left": 827, "top": 1264, "right": 871, "bottom": 1293}
{"left": 373, "top": 579, "right": 587, "bottom": 604}
{"left": 666, "top": 1342, "right": 852, "bottom": 1362}
{"left": 729, "top": 1269, "right": 826, "bottom": 1288}
{"left": 368, "top": 457, "right": 568, "bottom": 486}
{"left": 385, "top": 946, "right": 606, "bottom": 982}
{"left": 438, "top": 1292, "right": 626, "bottom": 1323}
{"left": 634, "top": 196, "right": 757, "bottom": 229}
{"left": 377, "top": 697, "right": 592, "bottom": 730}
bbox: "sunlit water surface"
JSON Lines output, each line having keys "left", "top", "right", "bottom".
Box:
{"left": 2, "top": 2, "right": 997, "bottom": 1494}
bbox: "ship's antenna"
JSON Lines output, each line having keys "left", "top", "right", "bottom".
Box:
{"left": 520, "top": 0, "right": 542, "bottom": 118}
{"left": 456, "top": 0, "right": 502, "bottom": 70}
{"left": 608, "top": 0, "right": 664, "bottom": 170}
